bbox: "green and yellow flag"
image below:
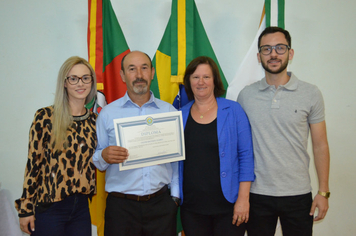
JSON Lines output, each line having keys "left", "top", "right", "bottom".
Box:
{"left": 151, "top": 0, "right": 228, "bottom": 109}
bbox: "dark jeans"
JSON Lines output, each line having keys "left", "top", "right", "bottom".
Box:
{"left": 104, "top": 190, "right": 178, "bottom": 236}
{"left": 247, "top": 192, "right": 313, "bottom": 236}
{"left": 180, "top": 207, "right": 246, "bottom": 236}
{"left": 31, "top": 194, "right": 91, "bottom": 236}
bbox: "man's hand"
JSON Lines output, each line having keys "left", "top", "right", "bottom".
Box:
{"left": 310, "top": 193, "right": 329, "bottom": 221}
{"left": 19, "top": 215, "right": 35, "bottom": 234}
{"left": 310, "top": 121, "right": 330, "bottom": 222}
{"left": 102, "top": 146, "right": 129, "bottom": 164}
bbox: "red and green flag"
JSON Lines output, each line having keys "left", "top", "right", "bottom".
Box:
{"left": 88, "top": 0, "right": 130, "bottom": 106}
{"left": 87, "top": 0, "right": 130, "bottom": 235}
{"left": 151, "top": 0, "right": 228, "bottom": 109}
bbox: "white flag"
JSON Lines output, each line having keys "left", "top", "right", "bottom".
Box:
{"left": 226, "top": 0, "right": 284, "bottom": 101}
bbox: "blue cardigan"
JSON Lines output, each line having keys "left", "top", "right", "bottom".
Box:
{"left": 179, "top": 97, "right": 255, "bottom": 204}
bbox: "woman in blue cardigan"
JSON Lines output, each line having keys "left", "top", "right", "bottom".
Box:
{"left": 179, "top": 56, "right": 255, "bottom": 236}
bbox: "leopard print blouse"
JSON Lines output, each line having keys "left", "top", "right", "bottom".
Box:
{"left": 15, "top": 106, "right": 97, "bottom": 217}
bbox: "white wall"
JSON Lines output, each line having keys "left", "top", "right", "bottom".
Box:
{"left": 0, "top": 0, "right": 355, "bottom": 235}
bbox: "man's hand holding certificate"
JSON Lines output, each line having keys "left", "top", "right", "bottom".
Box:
{"left": 101, "top": 146, "right": 128, "bottom": 164}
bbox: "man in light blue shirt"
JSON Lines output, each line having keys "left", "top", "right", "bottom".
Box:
{"left": 93, "top": 51, "right": 179, "bottom": 236}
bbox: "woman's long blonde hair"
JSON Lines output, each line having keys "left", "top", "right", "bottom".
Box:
{"left": 51, "top": 56, "right": 97, "bottom": 150}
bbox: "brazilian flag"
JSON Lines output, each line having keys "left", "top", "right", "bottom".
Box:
{"left": 151, "top": 0, "right": 228, "bottom": 109}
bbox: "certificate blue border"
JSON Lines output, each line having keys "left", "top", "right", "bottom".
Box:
{"left": 116, "top": 114, "right": 184, "bottom": 168}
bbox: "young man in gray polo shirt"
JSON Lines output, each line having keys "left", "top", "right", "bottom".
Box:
{"left": 237, "top": 27, "right": 330, "bottom": 236}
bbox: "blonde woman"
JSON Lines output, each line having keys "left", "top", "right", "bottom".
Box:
{"left": 15, "top": 56, "right": 97, "bottom": 236}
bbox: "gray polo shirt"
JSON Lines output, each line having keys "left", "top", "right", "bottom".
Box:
{"left": 237, "top": 72, "right": 325, "bottom": 196}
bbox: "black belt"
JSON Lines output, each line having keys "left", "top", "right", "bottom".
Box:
{"left": 110, "top": 185, "right": 168, "bottom": 202}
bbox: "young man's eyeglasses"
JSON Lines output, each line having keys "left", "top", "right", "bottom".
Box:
{"left": 258, "top": 44, "right": 291, "bottom": 55}
{"left": 66, "top": 75, "right": 93, "bottom": 85}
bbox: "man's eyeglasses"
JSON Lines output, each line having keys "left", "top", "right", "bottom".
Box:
{"left": 258, "top": 44, "right": 290, "bottom": 55}
{"left": 66, "top": 75, "right": 93, "bottom": 85}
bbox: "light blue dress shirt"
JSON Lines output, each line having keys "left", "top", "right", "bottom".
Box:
{"left": 93, "top": 92, "right": 179, "bottom": 198}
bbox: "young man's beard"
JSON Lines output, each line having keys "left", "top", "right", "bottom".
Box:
{"left": 261, "top": 57, "right": 289, "bottom": 74}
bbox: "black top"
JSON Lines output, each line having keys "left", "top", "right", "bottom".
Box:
{"left": 182, "top": 112, "right": 233, "bottom": 215}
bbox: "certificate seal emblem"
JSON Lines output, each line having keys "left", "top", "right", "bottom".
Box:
{"left": 146, "top": 117, "right": 153, "bottom": 126}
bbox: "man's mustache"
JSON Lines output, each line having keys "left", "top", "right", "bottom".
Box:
{"left": 267, "top": 58, "right": 281, "bottom": 63}
{"left": 133, "top": 78, "right": 148, "bottom": 85}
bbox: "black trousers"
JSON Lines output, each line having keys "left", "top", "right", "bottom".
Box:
{"left": 104, "top": 190, "right": 178, "bottom": 236}
{"left": 247, "top": 193, "right": 313, "bottom": 236}
{"left": 180, "top": 207, "right": 246, "bottom": 236}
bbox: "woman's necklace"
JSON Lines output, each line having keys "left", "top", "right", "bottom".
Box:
{"left": 195, "top": 102, "right": 216, "bottom": 119}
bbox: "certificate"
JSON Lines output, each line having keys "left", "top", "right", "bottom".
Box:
{"left": 113, "top": 111, "right": 185, "bottom": 171}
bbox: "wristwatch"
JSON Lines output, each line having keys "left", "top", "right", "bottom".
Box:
{"left": 318, "top": 191, "right": 330, "bottom": 199}
{"left": 172, "top": 197, "right": 181, "bottom": 206}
